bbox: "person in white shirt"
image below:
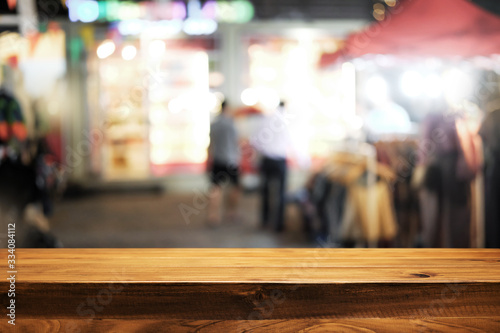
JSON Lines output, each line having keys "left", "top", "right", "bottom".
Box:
{"left": 250, "top": 101, "right": 294, "bottom": 232}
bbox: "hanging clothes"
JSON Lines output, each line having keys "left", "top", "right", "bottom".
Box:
{"left": 0, "top": 89, "right": 27, "bottom": 143}
{"left": 322, "top": 149, "right": 398, "bottom": 246}
{"left": 340, "top": 181, "right": 398, "bottom": 244}
{"left": 306, "top": 172, "right": 347, "bottom": 244}
{"left": 374, "top": 140, "right": 421, "bottom": 248}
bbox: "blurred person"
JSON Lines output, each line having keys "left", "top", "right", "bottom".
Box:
{"left": 206, "top": 101, "right": 241, "bottom": 226}
{"left": 251, "top": 101, "right": 309, "bottom": 232}
{"left": 0, "top": 86, "right": 30, "bottom": 211}
{"left": 418, "top": 107, "right": 481, "bottom": 248}
{"left": 479, "top": 108, "right": 500, "bottom": 248}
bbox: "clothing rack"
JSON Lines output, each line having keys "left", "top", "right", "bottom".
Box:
{"left": 320, "top": 141, "right": 399, "bottom": 248}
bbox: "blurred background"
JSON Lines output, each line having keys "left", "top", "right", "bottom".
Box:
{"left": 0, "top": 0, "right": 499, "bottom": 248}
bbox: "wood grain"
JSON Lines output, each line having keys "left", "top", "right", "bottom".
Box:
{"left": 8, "top": 282, "right": 500, "bottom": 319}
{"left": 2, "top": 249, "right": 499, "bottom": 283}
{"left": 1, "top": 319, "right": 500, "bottom": 333}
{"left": 0, "top": 249, "right": 499, "bottom": 332}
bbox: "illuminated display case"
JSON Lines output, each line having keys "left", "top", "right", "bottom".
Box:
{"left": 147, "top": 49, "right": 211, "bottom": 176}
{"left": 88, "top": 40, "right": 149, "bottom": 181}
{"left": 88, "top": 37, "right": 213, "bottom": 181}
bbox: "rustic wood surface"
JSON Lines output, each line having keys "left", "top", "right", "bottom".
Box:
{"left": 2, "top": 319, "right": 500, "bottom": 333}
{"left": 3, "top": 248, "right": 500, "bottom": 283}
{"left": 1, "top": 249, "right": 499, "bottom": 332}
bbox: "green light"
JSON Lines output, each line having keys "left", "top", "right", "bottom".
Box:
{"left": 216, "top": 1, "right": 254, "bottom": 23}
{"left": 69, "top": 38, "right": 83, "bottom": 66}
{"left": 105, "top": 1, "right": 122, "bottom": 21}
{"left": 233, "top": 1, "right": 254, "bottom": 23}
{"left": 94, "top": 1, "right": 254, "bottom": 24}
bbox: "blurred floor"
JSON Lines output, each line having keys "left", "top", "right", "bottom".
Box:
{"left": 49, "top": 191, "right": 312, "bottom": 248}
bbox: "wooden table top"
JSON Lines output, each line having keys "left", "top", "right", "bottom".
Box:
{"left": 1, "top": 248, "right": 500, "bottom": 332}
{"left": 2, "top": 248, "right": 499, "bottom": 284}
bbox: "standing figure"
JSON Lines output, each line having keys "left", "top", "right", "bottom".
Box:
{"left": 207, "top": 101, "right": 241, "bottom": 226}
{"left": 251, "top": 101, "right": 292, "bottom": 232}
{"left": 418, "top": 111, "right": 480, "bottom": 248}
{"left": 479, "top": 108, "right": 500, "bottom": 248}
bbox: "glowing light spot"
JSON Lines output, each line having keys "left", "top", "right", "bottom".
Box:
{"left": 96, "top": 40, "right": 115, "bottom": 59}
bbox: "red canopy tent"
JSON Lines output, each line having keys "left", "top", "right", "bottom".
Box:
{"left": 319, "top": 0, "right": 500, "bottom": 67}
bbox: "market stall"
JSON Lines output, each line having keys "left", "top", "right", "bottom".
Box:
{"left": 314, "top": 0, "right": 500, "bottom": 248}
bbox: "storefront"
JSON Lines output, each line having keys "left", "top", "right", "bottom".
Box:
{"left": 65, "top": 0, "right": 367, "bottom": 186}
{"left": 87, "top": 35, "right": 216, "bottom": 181}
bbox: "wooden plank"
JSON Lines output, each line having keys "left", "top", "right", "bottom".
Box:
{"left": 2, "top": 318, "right": 500, "bottom": 333}
{"left": 1, "top": 249, "right": 499, "bottom": 283}
{"left": 6, "top": 282, "right": 500, "bottom": 320}
{"left": 12, "top": 257, "right": 500, "bottom": 267}
{"left": 7, "top": 267, "right": 500, "bottom": 283}
{"left": 6, "top": 282, "right": 499, "bottom": 320}
{"left": 10, "top": 248, "right": 500, "bottom": 259}
{"left": 0, "top": 249, "right": 499, "bottom": 332}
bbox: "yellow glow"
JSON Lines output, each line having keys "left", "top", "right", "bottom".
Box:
{"left": 150, "top": 147, "right": 170, "bottom": 164}
{"left": 149, "top": 107, "right": 168, "bottom": 123}
{"left": 186, "top": 148, "right": 207, "bottom": 163}
{"left": 99, "top": 64, "right": 120, "bottom": 82}
{"left": 310, "top": 141, "right": 329, "bottom": 157}
{"left": 149, "top": 129, "right": 167, "bottom": 145}
{"left": 374, "top": 12, "right": 385, "bottom": 21}
{"left": 373, "top": 5, "right": 386, "bottom": 21}
{"left": 192, "top": 125, "right": 210, "bottom": 147}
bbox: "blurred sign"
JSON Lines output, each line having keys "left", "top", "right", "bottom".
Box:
{"left": 67, "top": 0, "right": 254, "bottom": 24}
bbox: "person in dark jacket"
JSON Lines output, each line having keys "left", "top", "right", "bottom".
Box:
{"left": 479, "top": 108, "right": 500, "bottom": 248}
